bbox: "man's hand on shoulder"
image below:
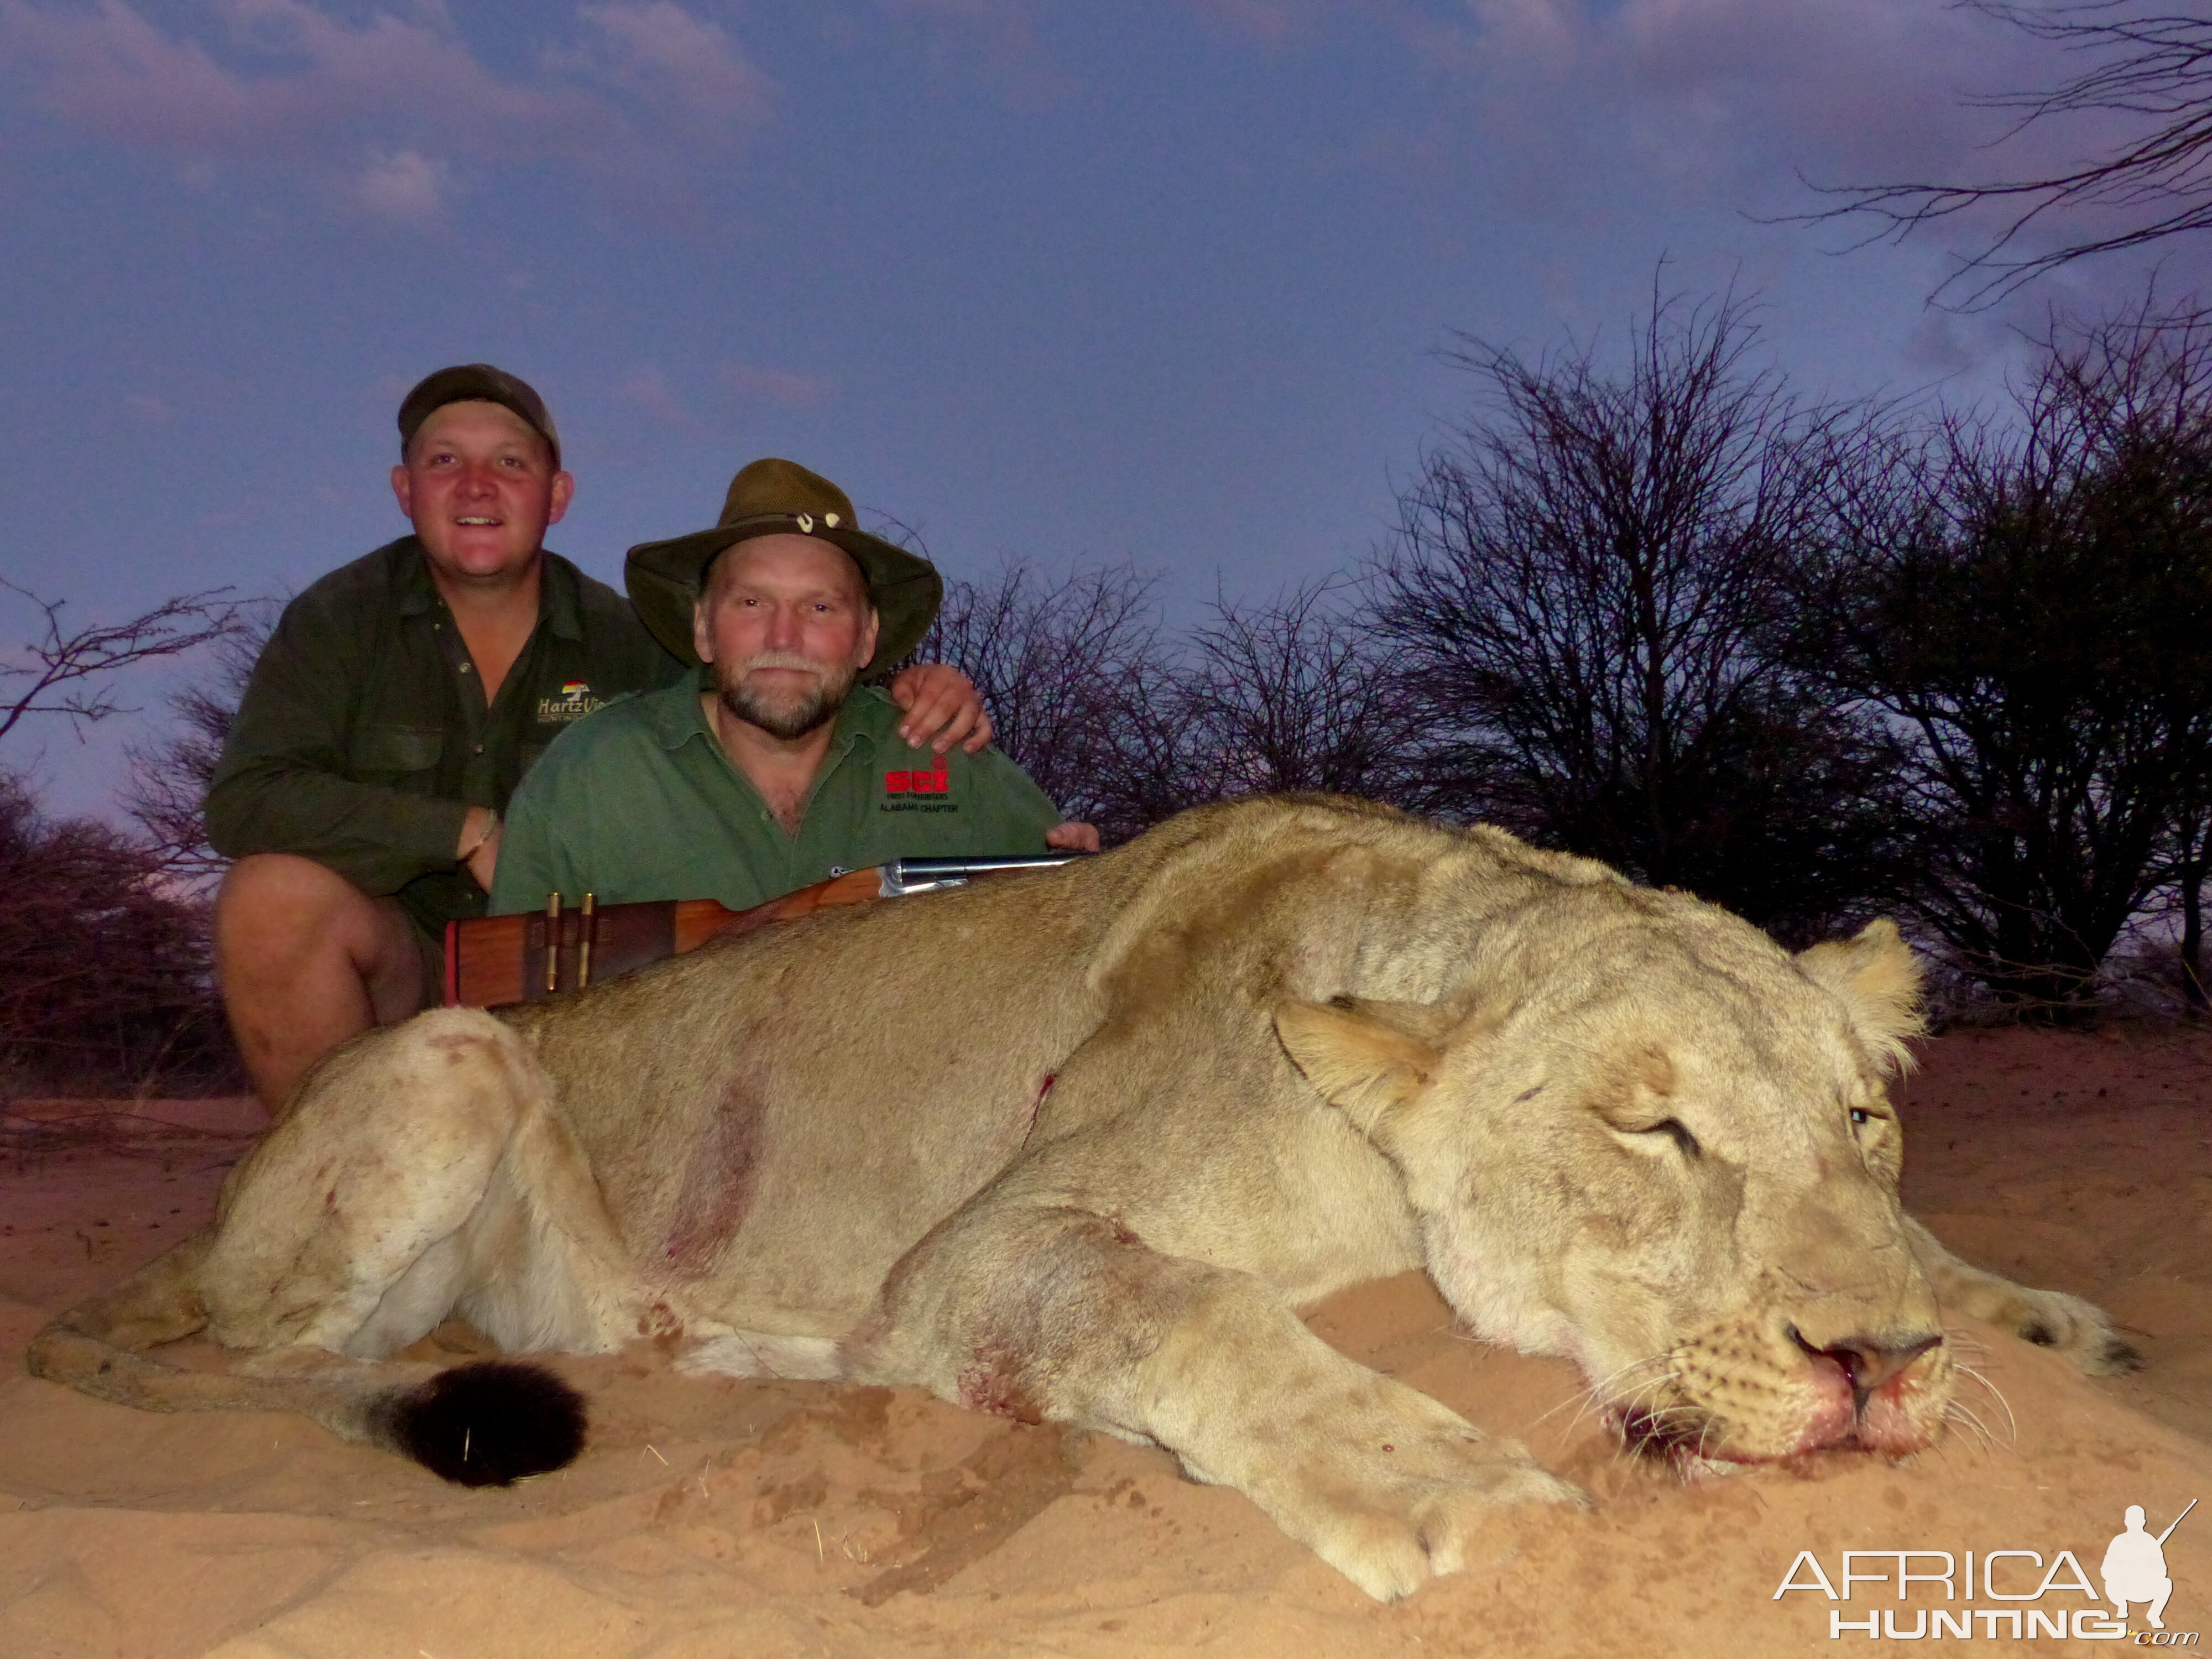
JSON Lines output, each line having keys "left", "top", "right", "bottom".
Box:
{"left": 1047, "top": 821, "right": 1102, "bottom": 853}
{"left": 458, "top": 805, "right": 503, "bottom": 891}
{"left": 891, "top": 662, "right": 992, "bottom": 754}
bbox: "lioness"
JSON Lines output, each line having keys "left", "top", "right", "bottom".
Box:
{"left": 30, "top": 797, "right": 2130, "bottom": 1601}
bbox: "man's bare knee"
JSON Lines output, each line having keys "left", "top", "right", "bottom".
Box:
{"left": 217, "top": 855, "right": 425, "bottom": 1010}
{"left": 218, "top": 856, "right": 435, "bottom": 1110}
{"left": 221, "top": 856, "right": 388, "bottom": 957}
{"left": 222, "top": 853, "right": 367, "bottom": 922}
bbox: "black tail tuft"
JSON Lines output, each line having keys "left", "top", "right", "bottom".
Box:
{"left": 381, "top": 1360, "right": 588, "bottom": 1487}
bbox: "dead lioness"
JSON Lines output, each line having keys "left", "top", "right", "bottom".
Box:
{"left": 29, "top": 797, "right": 2131, "bottom": 1601}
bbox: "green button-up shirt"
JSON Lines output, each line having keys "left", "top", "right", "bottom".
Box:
{"left": 488, "top": 671, "right": 1063, "bottom": 914}
{"left": 206, "top": 538, "right": 682, "bottom": 937}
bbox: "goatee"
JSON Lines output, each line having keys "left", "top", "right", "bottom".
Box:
{"left": 711, "top": 655, "right": 857, "bottom": 740}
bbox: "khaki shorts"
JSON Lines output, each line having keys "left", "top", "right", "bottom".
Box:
{"left": 374, "top": 897, "right": 447, "bottom": 1014}
{"left": 410, "top": 922, "right": 447, "bottom": 1011}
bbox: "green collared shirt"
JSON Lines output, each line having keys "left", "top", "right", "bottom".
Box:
{"left": 488, "top": 671, "right": 1064, "bottom": 914}
{"left": 206, "top": 538, "right": 682, "bottom": 937}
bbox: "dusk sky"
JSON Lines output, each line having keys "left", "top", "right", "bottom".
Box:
{"left": 3, "top": 0, "right": 2204, "bottom": 820}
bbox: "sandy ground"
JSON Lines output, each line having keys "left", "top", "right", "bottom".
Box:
{"left": 3, "top": 1026, "right": 2210, "bottom": 1657}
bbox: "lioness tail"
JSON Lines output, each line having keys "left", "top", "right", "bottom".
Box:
{"left": 26, "top": 1232, "right": 586, "bottom": 1487}
{"left": 368, "top": 1360, "right": 587, "bottom": 1486}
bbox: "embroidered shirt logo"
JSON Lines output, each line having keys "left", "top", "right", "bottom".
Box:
{"left": 535, "top": 681, "right": 602, "bottom": 723}
{"left": 884, "top": 760, "right": 950, "bottom": 795}
{"left": 881, "top": 757, "right": 957, "bottom": 812}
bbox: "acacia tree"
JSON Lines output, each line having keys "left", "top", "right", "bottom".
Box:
{"left": 1804, "top": 303, "right": 2212, "bottom": 1013}
{"left": 1809, "top": 2, "right": 2212, "bottom": 305}
{"left": 1372, "top": 289, "right": 1899, "bottom": 941}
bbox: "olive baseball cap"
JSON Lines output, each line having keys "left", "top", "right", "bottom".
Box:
{"left": 624, "top": 457, "right": 942, "bottom": 676}
{"left": 397, "top": 364, "right": 561, "bottom": 469}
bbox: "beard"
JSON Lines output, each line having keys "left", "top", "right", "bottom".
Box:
{"left": 709, "top": 650, "right": 858, "bottom": 740}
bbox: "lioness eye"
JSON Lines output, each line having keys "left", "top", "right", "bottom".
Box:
{"left": 1849, "top": 1107, "right": 1871, "bottom": 1128}
{"left": 1650, "top": 1118, "right": 1700, "bottom": 1159}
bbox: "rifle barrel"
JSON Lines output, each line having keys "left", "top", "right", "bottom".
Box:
{"left": 880, "top": 851, "right": 1091, "bottom": 896}
{"left": 2157, "top": 1497, "right": 2197, "bottom": 1545}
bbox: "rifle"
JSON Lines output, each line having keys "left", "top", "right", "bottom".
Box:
{"left": 2158, "top": 1498, "right": 2197, "bottom": 1545}
{"left": 442, "top": 853, "right": 1087, "bottom": 1010}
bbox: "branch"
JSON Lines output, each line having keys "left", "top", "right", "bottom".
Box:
{"left": 0, "top": 580, "right": 242, "bottom": 747}
{"left": 1790, "top": 2, "right": 2212, "bottom": 307}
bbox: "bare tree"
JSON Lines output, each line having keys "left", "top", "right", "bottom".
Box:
{"left": 0, "top": 581, "right": 241, "bottom": 748}
{"left": 916, "top": 559, "right": 1197, "bottom": 842}
{"left": 1373, "top": 287, "right": 1899, "bottom": 940}
{"left": 1807, "top": 2, "right": 2212, "bottom": 306}
{"left": 0, "top": 580, "right": 254, "bottom": 1089}
{"left": 1181, "top": 579, "right": 1429, "bottom": 805}
{"left": 1803, "top": 299, "right": 2212, "bottom": 1013}
{"left": 122, "top": 602, "right": 276, "bottom": 879}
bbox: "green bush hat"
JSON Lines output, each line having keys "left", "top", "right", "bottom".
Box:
{"left": 397, "top": 364, "right": 561, "bottom": 468}
{"left": 625, "top": 457, "right": 943, "bottom": 676}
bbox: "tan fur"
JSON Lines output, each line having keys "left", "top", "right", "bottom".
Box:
{"left": 25, "top": 797, "right": 2129, "bottom": 1601}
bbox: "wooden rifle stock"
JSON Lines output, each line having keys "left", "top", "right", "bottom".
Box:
{"left": 442, "top": 853, "right": 1084, "bottom": 1010}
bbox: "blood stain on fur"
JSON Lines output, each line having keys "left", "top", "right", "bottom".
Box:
{"left": 957, "top": 1343, "right": 1045, "bottom": 1425}
{"left": 658, "top": 1073, "right": 768, "bottom": 1276}
{"left": 636, "top": 1301, "right": 684, "bottom": 1345}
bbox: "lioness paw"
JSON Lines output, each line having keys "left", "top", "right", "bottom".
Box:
{"left": 2004, "top": 1288, "right": 2142, "bottom": 1375}
{"left": 1905, "top": 1217, "right": 2140, "bottom": 1377}
{"left": 1942, "top": 1278, "right": 2140, "bottom": 1374}
{"left": 1311, "top": 1453, "right": 1584, "bottom": 1601}
{"left": 1273, "top": 1415, "right": 1585, "bottom": 1602}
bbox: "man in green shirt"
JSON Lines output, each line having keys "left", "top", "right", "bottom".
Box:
{"left": 492, "top": 458, "right": 1098, "bottom": 916}
{"left": 209, "top": 371, "right": 990, "bottom": 1113}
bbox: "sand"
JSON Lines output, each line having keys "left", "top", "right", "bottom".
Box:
{"left": 3, "top": 1026, "right": 2210, "bottom": 1657}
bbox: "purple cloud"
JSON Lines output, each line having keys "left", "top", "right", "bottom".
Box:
{"left": 720, "top": 363, "right": 832, "bottom": 410}
{"left": 617, "top": 364, "right": 692, "bottom": 426}
{"left": 876, "top": 0, "right": 1076, "bottom": 108}
{"left": 0, "top": 0, "right": 772, "bottom": 211}
{"left": 352, "top": 145, "right": 453, "bottom": 221}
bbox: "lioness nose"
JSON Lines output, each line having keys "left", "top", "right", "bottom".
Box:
{"left": 1788, "top": 1327, "right": 1943, "bottom": 1403}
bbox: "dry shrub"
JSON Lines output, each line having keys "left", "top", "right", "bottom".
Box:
{"left": 0, "top": 776, "right": 237, "bottom": 1097}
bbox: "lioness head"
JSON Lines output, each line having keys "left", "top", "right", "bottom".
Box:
{"left": 1277, "top": 901, "right": 1952, "bottom": 1466}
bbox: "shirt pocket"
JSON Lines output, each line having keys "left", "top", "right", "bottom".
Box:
{"left": 351, "top": 723, "right": 445, "bottom": 784}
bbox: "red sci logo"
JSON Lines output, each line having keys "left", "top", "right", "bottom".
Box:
{"left": 884, "top": 762, "right": 950, "bottom": 795}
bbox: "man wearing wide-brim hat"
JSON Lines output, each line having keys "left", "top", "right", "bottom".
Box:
{"left": 489, "top": 458, "right": 1098, "bottom": 915}
{"left": 205, "top": 370, "right": 991, "bottom": 1116}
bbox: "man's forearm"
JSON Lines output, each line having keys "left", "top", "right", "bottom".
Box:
{"left": 206, "top": 762, "right": 473, "bottom": 897}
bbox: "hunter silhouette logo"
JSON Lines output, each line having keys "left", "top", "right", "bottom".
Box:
{"left": 2107, "top": 1501, "right": 2194, "bottom": 1632}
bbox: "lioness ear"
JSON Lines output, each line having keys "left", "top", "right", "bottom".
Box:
{"left": 1797, "top": 918, "right": 1924, "bottom": 1076}
{"left": 1275, "top": 1001, "right": 1442, "bottom": 1136}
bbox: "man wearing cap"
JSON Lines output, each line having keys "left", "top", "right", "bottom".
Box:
{"left": 489, "top": 457, "right": 1098, "bottom": 917}
{"left": 207, "top": 370, "right": 990, "bottom": 1114}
